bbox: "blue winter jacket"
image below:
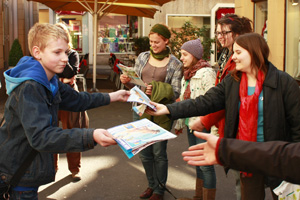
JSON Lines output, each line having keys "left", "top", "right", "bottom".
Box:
{"left": 0, "top": 56, "right": 110, "bottom": 187}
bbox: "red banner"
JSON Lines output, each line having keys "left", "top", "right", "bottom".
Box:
{"left": 216, "top": 8, "right": 235, "bottom": 20}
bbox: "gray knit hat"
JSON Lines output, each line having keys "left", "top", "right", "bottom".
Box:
{"left": 181, "top": 39, "right": 203, "bottom": 60}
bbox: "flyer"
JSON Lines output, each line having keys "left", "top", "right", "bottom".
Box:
{"left": 127, "top": 86, "right": 156, "bottom": 116}
{"left": 116, "top": 63, "right": 146, "bottom": 87}
{"left": 108, "top": 118, "right": 177, "bottom": 158}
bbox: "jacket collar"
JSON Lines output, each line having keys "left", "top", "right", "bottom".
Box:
{"left": 263, "top": 61, "right": 278, "bottom": 89}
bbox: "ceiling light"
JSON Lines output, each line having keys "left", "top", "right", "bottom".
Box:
{"left": 292, "top": 0, "right": 299, "bottom": 6}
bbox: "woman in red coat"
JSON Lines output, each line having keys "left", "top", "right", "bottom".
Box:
{"left": 191, "top": 14, "right": 253, "bottom": 138}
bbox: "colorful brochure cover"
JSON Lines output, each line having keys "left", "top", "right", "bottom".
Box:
{"left": 116, "top": 63, "right": 146, "bottom": 87}
{"left": 108, "top": 118, "right": 177, "bottom": 158}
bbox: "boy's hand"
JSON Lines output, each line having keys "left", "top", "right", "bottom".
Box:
{"left": 109, "top": 90, "right": 130, "bottom": 102}
{"left": 93, "top": 129, "right": 117, "bottom": 147}
{"left": 120, "top": 74, "right": 131, "bottom": 84}
{"left": 145, "top": 101, "right": 170, "bottom": 116}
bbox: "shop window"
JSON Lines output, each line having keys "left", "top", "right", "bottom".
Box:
{"left": 58, "top": 12, "right": 84, "bottom": 53}
{"left": 98, "top": 14, "right": 137, "bottom": 53}
{"left": 69, "top": 20, "right": 82, "bottom": 51}
{"left": 167, "top": 15, "right": 212, "bottom": 61}
{"left": 286, "top": 0, "right": 300, "bottom": 79}
{"left": 167, "top": 15, "right": 210, "bottom": 32}
{"left": 167, "top": 15, "right": 210, "bottom": 51}
{"left": 254, "top": 1, "right": 268, "bottom": 41}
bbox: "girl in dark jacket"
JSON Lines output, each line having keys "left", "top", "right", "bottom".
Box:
{"left": 147, "top": 33, "right": 300, "bottom": 200}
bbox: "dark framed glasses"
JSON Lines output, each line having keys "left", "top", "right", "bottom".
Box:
{"left": 214, "top": 31, "right": 232, "bottom": 37}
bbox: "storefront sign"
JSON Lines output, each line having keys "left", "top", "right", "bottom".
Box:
{"left": 216, "top": 8, "right": 235, "bottom": 20}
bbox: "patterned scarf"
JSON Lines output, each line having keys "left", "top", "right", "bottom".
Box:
{"left": 238, "top": 70, "right": 264, "bottom": 141}
{"left": 150, "top": 46, "right": 171, "bottom": 60}
{"left": 183, "top": 59, "right": 210, "bottom": 100}
{"left": 217, "top": 48, "right": 231, "bottom": 81}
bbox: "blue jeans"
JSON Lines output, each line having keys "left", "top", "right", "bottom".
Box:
{"left": 187, "top": 128, "right": 216, "bottom": 189}
{"left": 139, "top": 140, "right": 168, "bottom": 195}
{"left": 10, "top": 189, "right": 38, "bottom": 200}
{"left": 133, "top": 112, "right": 168, "bottom": 195}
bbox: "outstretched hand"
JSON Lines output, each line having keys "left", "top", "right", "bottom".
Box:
{"left": 109, "top": 90, "right": 131, "bottom": 102}
{"left": 182, "top": 132, "right": 219, "bottom": 166}
{"left": 93, "top": 129, "right": 117, "bottom": 147}
{"left": 145, "top": 101, "right": 170, "bottom": 116}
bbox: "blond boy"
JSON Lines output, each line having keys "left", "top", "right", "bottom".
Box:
{"left": 1, "top": 23, "right": 129, "bottom": 199}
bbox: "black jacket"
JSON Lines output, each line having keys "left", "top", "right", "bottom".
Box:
{"left": 218, "top": 138, "right": 300, "bottom": 184}
{"left": 167, "top": 62, "right": 300, "bottom": 186}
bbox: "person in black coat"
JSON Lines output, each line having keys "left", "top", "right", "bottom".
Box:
{"left": 182, "top": 131, "right": 300, "bottom": 185}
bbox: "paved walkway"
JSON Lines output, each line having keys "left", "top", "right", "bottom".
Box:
{"left": 37, "top": 77, "right": 238, "bottom": 200}
{"left": 37, "top": 100, "right": 239, "bottom": 200}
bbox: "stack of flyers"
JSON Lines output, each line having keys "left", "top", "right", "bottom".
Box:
{"left": 127, "top": 86, "right": 156, "bottom": 116}
{"left": 108, "top": 119, "right": 177, "bottom": 158}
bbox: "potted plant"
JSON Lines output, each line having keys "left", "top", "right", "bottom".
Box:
{"left": 170, "top": 21, "right": 215, "bottom": 61}
{"left": 9, "top": 39, "right": 24, "bottom": 68}
{"left": 132, "top": 37, "right": 150, "bottom": 56}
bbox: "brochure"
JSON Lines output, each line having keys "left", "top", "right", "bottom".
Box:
{"left": 127, "top": 86, "right": 156, "bottom": 116}
{"left": 108, "top": 118, "right": 177, "bottom": 158}
{"left": 116, "top": 63, "right": 146, "bottom": 87}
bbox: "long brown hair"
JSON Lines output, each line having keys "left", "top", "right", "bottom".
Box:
{"left": 231, "top": 33, "right": 269, "bottom": 81}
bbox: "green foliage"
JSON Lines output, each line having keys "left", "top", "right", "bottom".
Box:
{"left": 133, "top": 37, "right": 150, "bottom": 56}
{"left": 170, "top": 21, "right": 215, "bottom": 61}
{"left": 9, "top": 39, "right": 24, "bottom": 66}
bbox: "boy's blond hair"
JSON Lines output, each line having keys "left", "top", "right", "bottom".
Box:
{"left": 55, "top": 22, "right": 73, "bottom": 49}
{"left": 28, "top": 23, "right": 69, "bottom": 56}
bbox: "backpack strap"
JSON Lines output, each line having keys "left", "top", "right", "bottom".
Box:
{"left": 10, "top": 149, "right": 38, "bottom": 187}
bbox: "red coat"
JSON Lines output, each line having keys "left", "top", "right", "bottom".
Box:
{"left": 200, "top": 55, "right": 235, "bottom": 137}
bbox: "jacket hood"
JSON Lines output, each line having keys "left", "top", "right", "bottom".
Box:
{"left": 4, "top": 56, "right": 58, "bottom": 96}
